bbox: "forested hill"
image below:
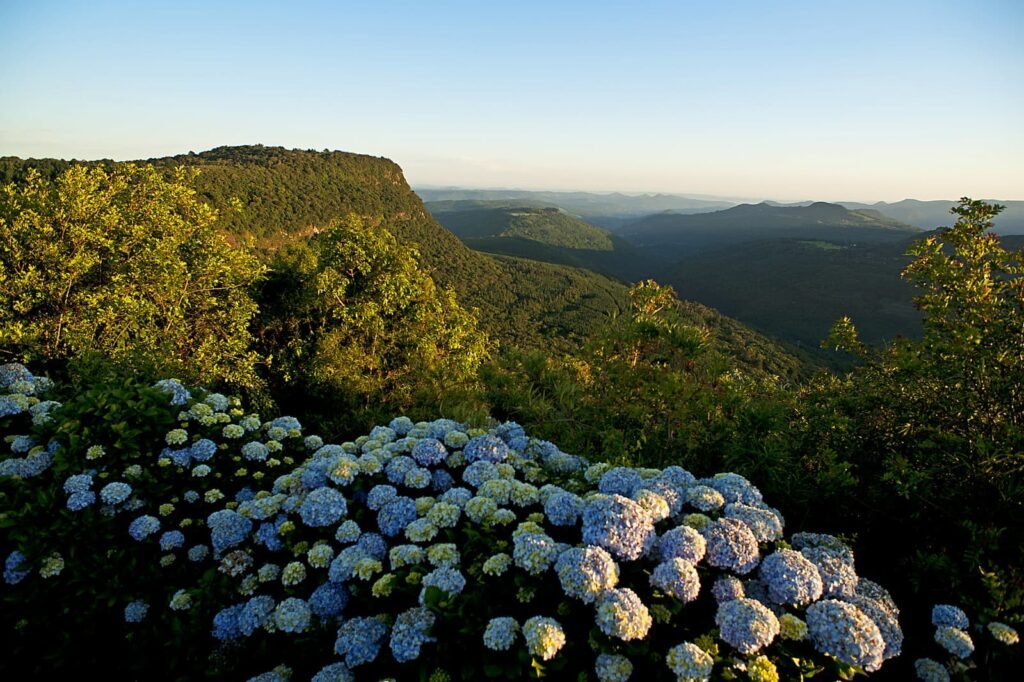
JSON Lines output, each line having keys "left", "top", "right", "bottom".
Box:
{"left": 620, "top": 201, "right": 921, "bottom": 259}
{"left": 0, "top": 147, "right": 625, "bottom": 351}
{"left": 0, "top": 146, "right": 805, "bottom": 376}
{"left": 426, "top": 203, "right": 614, "bottom": 250}
{"left": 425, "top": 201, "right": 658, "bottom": 282}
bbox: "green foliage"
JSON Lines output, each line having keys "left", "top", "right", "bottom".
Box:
{"left": 0, "top": 164, "right": 264, "bottom": 388}
{"left": 806, "top": 199, "right": 1024, "bottom": 672}
{"left": 482, "top": 281, "right": 803, "bottom": 471}
{"left": 429, "top": 205, "right": 615, "bottom": 250}
{"left": 257, "top": 215, "right": 489, "bottom": 435}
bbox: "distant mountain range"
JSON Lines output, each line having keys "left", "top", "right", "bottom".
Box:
{"left": 618, "top": 202, "right": 920, "bottom": 260}
{"left": 417, "top": 188, "right": 1024, "bottom": 235}
{"left": 416, "top": 188, "right": 734, "bottom": 230}
{"left": 838, "top": 199, "right": 1024, "bottom": 234}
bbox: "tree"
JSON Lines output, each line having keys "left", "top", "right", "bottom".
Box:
{"left": 257, "top": 214, "right": 489, "bottom": 431}
{"left": 817, "top": 199, "right": 1024, "bottom": 652}
{"left": 0, "top": 164, "right": 264, "bottom": 387}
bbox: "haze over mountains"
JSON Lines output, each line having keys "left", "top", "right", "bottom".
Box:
{"left": 418, "top": 187, "right": 1024, "bottom": 235}
{"left": 422, "top": 187, "right": 1023, "bottom": 353}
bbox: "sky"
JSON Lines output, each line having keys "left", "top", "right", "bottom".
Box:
{"left": 1, "top": 0, "right": 1021, "bottom": 201}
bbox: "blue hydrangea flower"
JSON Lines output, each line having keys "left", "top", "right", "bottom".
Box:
{"left": 715, "top": 598, "right": 780, "bottom": 654}
{"left": 385, "top": 455, "right": 416, "bottom": 484}
{"left": 335, "top": 616, "right": 389, "bottom": 667}
{"left": 651, "top": 558, "right": 701, "bottom": 603}
{"left": 124, "top": 600, "right": 149, "bottom": 623}
{"left": 4, "top": 550, "right": 29, "bottom": 585}
{"left": 581, "top": 494, "right": 656, "bottom": 561}
{"left": 758, "top": 548, "right": 823, "bottom": 606}
{"left": 99, "top": 481, "right": 132, "bottom": 505}
{"left": 299, "top": 487, "right": 347, "bottom": 527}
{"left": 665, "top": 642, "right": 713, "bottom": 681}
{"left": 596, "top": 587, "right": 652, "bottom": 641}
{"left": 67, "top": 490, "right": 96, "bottom": 511}
{"left": 255, "top": 519, "right": 285, "bottom": 551}
{"left": 599, "top": 467, "right": 643, "bottom": 496}
{"left": 153, "top": 379, "right": 191, "bottom": 405}
{"left": 522, "top": 616, "right": 566, "bottom": 661}
{"left": 207, "top": 509, "right": 253, "bottom": 553}
{"left": 431, "top": 468, "right": 455, "bottom": 492}
{"left": 805, "top": 599, "right": 885, "bottom": 672}
{"left": 544, "top": 491, "right": 584, "bottom": 526}
{"left": 160, "top": 530, "right": 186, "bottom": 551}
{"left": 367, "top": 484, "right": 398, "bottom": 511}
{"left": 934, "top": 626, "right": 974, "bottom": 659}
{"left": 129, "top": 515, "right": 161, "bottom": 541}
{"left": 800, "top": 545, "right": 858, "bottom": 598}
{"left": 312, "top": 663, "right": 353, "bottom": 682}
{"left": 188, "top": 544, "right": 210, "bottom": 562}
{"left": 702, "top": 518, "right": 760, "bottom": 574}
{"left": 712, "top": 576, "right": 745, "bottom": 603}
{"left": 269, "top": 416, "right": 301, "bottom": 432}
{"left": 483, "top": 616, "right": 519, "bottom": 651}
{"left": 390, "top": 607, "right": 436, "bottom": 662}
{"left": 420, "top": 567, "right": 466, "bottom": 604}
{"left": 329, "top": 547, "right": 370, "bottom": 583}
{"left": 238, "top": 595, "right": 276, "bottom": 635}
{"left": 724, "top": 502, "right": 784, "bottom": 542}
{"left": 274, "top": 597, "right": 311, "bottom": 633}
{"left": 439, "top": 487, "right": 473, "bottom": 508}
{"left": 513, "top": 532, "right": 560, "bottom": 575}
{"left": 555, "top": 546, "right": 619, "bottom": 603}
{"left": 595, "top": 653, "right": 633, "bottom": 682}
{"left": 191, "top": 438, "right": 217, "bottom": 462}
{"left": 310, "top": 582, "right": 349, "bottom": 619}
{"left": 389, "top": 416, "right": 414, "bottom": 435}
{"left": 335, "top": 519, "right": 361, "bottom": 544}
{"left": 914, "top": 658, "right": 950, "bottom": 682}
{"left": 411, "top": 439, "right": 448, "bottom": 467}
{"left": 687, "top": 485, "right": 725, "bottom": 511}
{"left": 706, "top": 472, "right": 763, "bottom": 505}
{"left": 931, "top": 604, "right": 969, "bottom": 629}
{"left": 212, "top": 604, "right": 245, "bottom": 641}
{"left": 988, "top": 621, "right": 1019, "bottom": 645}
{"left": 242, "top": 441, "right": 269, "bottom": 462}
{"left": 356, "top": 533, "right": 388, "bottom": 560}
{"left": 462, "top": 460, "right": 500, "bottom": 488}
{"left": 404, "top": 467, "right": 432, "bottom": 489}
{"left": 63, "top": 473, "right": 93, "bottom": 494}
{"left": 846, "top": 593, "right": 903, "bottom": 660}
{"left": 464, "top": 435, "right": 510, "bottom": 463}
{"left": 658, "top": 525, "right": 707, "bottom": 563}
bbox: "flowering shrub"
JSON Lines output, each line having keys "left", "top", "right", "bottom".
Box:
{"left": 1, "top": 363, "right": 1017, "bottom": 679}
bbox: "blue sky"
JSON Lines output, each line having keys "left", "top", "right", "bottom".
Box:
{"left": 1, "top": 0, "right": 1021, "bottom": 200}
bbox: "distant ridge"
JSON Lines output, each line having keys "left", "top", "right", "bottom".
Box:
{"left": 618, "top": 201, "right": 920, "bottom": 260}
{"left": 415, "top": 187, "right": 734, "bottom": 229}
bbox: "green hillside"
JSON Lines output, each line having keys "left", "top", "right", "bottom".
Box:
{"left": 426, "top": 201, "right": 663, "bottom": 282}
{"left": 661, "top": 237, "right": 923, "bottom": 352}
{"left": 426, "top": 203, "right": 614, "bottom": 250}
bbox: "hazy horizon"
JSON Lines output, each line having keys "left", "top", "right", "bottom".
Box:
{"left": 2, "top": 1, "right": 1022, "bottom": 202}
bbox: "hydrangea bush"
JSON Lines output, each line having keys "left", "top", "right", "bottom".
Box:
{"left": 1, "top": 364, "right": 1018, "bottom": 679}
